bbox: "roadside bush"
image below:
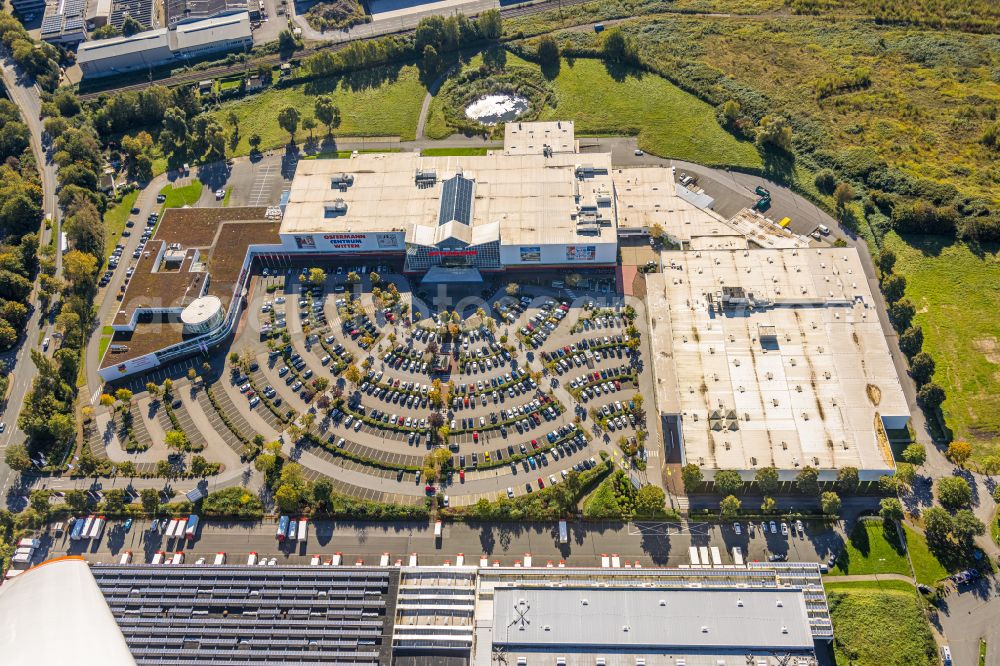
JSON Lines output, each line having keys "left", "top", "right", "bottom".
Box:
{"left": 202, "top": 487, "right": 264, "bottom": 519}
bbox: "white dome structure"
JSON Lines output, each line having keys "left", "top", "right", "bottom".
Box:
{"left": 0, "top": 557, "right": 136, "bottom": 665}
{"left": 181, "top": 295, "right": 224, "bottom": 335}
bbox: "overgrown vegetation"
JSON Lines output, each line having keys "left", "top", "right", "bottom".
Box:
{"left": 305, "top": 0, "right": 368, "bottom": 32}
{"left": 827, "top": 584, "right": 937, "bottom": 665}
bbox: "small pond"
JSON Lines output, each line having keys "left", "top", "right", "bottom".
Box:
{"left": 464, "top": 94, "right": 530, "bottom": 125}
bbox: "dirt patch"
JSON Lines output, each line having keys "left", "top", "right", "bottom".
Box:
{"left": 973, "top": 336, "right": 1000, "bottom": 364}
{"left": 866, "top": 383, "right": 881, "bottom": 406}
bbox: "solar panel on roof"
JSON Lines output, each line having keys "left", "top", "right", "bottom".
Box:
{"left": 437, "top": 175, "right": 474, "bottom": 226}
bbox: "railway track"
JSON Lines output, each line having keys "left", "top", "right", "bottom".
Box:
{"left": 77, "top": 0, "right": 599, "bottom": 100}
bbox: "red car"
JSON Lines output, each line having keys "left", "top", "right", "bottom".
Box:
{"left": 473, "top": 431, "right": 479, "bottom": 442}
{"left": 537, "top": 477, "right": 545, "bottom": 489}
{"left": 531, "top": 439, "right": 538, "bottom": 449}
{"left": 425, "top": 485, "right": 436, "bottom": 494}
{"left": 459, "top": 470, "right": 465, "bottom": 483}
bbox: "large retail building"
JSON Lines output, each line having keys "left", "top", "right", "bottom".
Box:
{"left": 279, "top": 122, "right": 619, "bottom": 282}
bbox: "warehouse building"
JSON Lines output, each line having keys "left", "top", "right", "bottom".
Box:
{"left": 76, "top": 11, "right": 251, "bottom": 78}
{"left": 0, "top": 557, "right": 829, "bottom": 666}
{"left": 280, "top": 146, "right": 619, "bottom": 282}
{"left": 165, "top": 0, "right": 247, "bottom": 26}
{"left": 647, "top": 246, "right": 908, "bottom": 482}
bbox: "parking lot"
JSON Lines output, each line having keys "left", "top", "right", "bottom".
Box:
{"left": 97, "top": 258, "right": 660, "bottom": 506}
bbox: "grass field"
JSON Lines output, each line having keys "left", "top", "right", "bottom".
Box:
{"left": 826, "top": 583, "right": 937, "bottom": 666}
{"left": 212, "top": 64, "right": 427, "bottom": 155}
{"left": 884, "top": 233, "right": 1000, "bottom": 459}
{"left": 221, "top": 187, "right": 232, "bottom": 207}
{"left": 904, "top": 524, "right": 951, "bottom": 585}
{"left": 159, "top": 180, "right": 204, "bottom": 210}
{"left": 425, "top": 54, "right": 761, "bottom": 169}
{"left": 829, "top": 519, "right": 912, "bottom": 577}
{"left": 103, "top": 190, "right": 139, "bottom": 257}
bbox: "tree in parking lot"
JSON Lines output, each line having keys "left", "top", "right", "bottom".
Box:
{"left": 190, "top": 455, "right": 210, "bottom": 477}
{"left": 719, "top": 495, "right": 741, "bottom": 518}
{"left": 836, "top": 466, "right": 860, "bottom": 494}
{"left": 145, "top": 382, "right": 159, "bottom": 398}
{"left": 713, "top": 470, "right": 743, "bottom": 496}
{"left": 114, "top": 388, "right": 133, "bottom": 409}
{"left": 820, "top": 491, "right": 842, "bottom": 515}
{"left": 635, "top": 485, "right": 665, "bottom": 517}
{"left": 165, "top": 429, "right": 189, "bottom": 452}
{"left": 795, "top": 466, "right": 820, "bottom": 495}
{"left": 369, "top": 271, "right": 381, "bottom": 286}
{"left": 428, "top": 412, "right": 444, "bottom": 429}
{"left": 681, "top": 463, "right": 703, "bottom": 493}
{"left": 760, "top": 496, "right": 777, "bottom": 513}
{"left": 505, "top": 283, "right": 520, "bottom": 297}
{"left": 117, "top": 461, "right": 136, "bottom": 478}
{"left": 754, "top": 466, "right": 780, "bottom": 495}
{"left": 346, "top": 271, "right": 360, "bottom": 285}
{"left": 308, "top": 267, "right": 326, "bottom": 285}
{"left": 156, "top": 459, "right": 177, "bottom": 480}
{"left": 343, "top": 364, "right": 361, "bottom": 386}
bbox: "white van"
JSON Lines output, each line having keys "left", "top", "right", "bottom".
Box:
{"left": 818, "top": 224, "right": 831, "bottom": 235}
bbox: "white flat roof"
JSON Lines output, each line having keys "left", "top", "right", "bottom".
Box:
{"left": 503, "top": 120, "right": 576, "bottom": 155}
{"left": 281, "top": 150, "right": 618, "bottom": 247}
{"left": 648, "top": 247, "right": 908, "bottom": 475}
{"left": 492, "top": 587, "right": 814, "bottom": 651}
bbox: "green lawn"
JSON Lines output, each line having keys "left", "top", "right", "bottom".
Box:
{"left": 885, "top": 233, "right": 1000, "bottom": 460}
{"left": 425, "top": 53, "right": 761, "bottom": 169}
{"left": 159, "top": 180, "right": 204, "bottom": 210}
{"left": 824, "top": 579, "right": 918, "bottom": 594}
{"left": 828, "top": 518, "right": 912, "bottom": 577}
{"left": 98, "top": 335, "right": 112, "bottom": 359}
{"left": 212, "top": 64, "right": 428, "bottom": 155}
{"left": 826, "top": 584, "right": 937, "bottom": 666}
{"left": 221, "top": 186, "right": 232, "bottom": 207}
{"left": 904, "top": 524, "right": 950, "bottom": 585}
{"left": 420, "top": 147, "right": 490, "bottom": 156}
{"left": 103, "top": 190, "right": 139, "bottom": 257}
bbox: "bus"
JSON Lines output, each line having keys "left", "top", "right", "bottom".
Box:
{"left": 558, "top": 520, "right": 568, "bottom": 545}
{"left": 276, "top": 515, "right": 290, "bottom": 541}
{"left": 247, "top": 552, "right": 258, "bottom": 565}
{"left": 297, "top": 518, "right": 308, "bottom": 543}
{"left": 287, "top": 520, "right": 298, "bottom": 541}
{"left": 434, "top": 520, "right": 442, "bottom": 541}
{"left": 171, "top": 552, "right": 185, "bottom": 565}
{"left": 119, "top": 551, "right": 133, "bottom": 565}
{"left": 941, "top": 646, "right": 952, "bottom": 666}
{"left": 184, "top": 514, "right": 199, "bottom": 540}
{"left": 166, "top": 518, "right": 179, "bottom": 538}
{"left": 710, "top": 546, "right": 722, "bottom": 567}
{"left": 214, "top": 552, "right": 226, "bottom": 565}
{"left": 151, "top": 551, "right": 165, "bottom": 564}
{"left": 70, "top": 518, "right": 86, "bottom": 541}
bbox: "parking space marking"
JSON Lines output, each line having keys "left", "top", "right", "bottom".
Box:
{"left": 250, "top": 163, "right": 276, "bottom": 206}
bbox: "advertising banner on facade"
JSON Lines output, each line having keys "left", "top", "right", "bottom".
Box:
{"left": 565, "top": 245, "right": 596, "bottom": 261}
{"left": 519, "top": 246, "right": 541, "bottom": 262}
{"left": 294, "top": 236, "right": 317, "bottom": 249}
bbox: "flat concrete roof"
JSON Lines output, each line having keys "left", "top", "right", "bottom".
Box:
{"left": 503, "top": 120, "right": 576, "bottom": 155}
{"left": 280, "top": 151, "right": 618, "bottom": 247}
{"left": 647, "top": 247, "right": 907, "bottom": 476}
{"left": 492, "top": 587, "right": 813, "bottom": 651}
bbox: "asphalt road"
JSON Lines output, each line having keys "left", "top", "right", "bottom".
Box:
{"left": 40, "top": 516, "right": 847, "bottom": 568}
{"left": 936, "top": 574, "right": 1000, "bottom": 666}
{"left": 0, "top": 54, "right": 62, "bottom": 502}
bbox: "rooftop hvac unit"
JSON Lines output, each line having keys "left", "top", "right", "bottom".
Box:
{"left": 415, "top": 169, "right": 437, "bottom": 186}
